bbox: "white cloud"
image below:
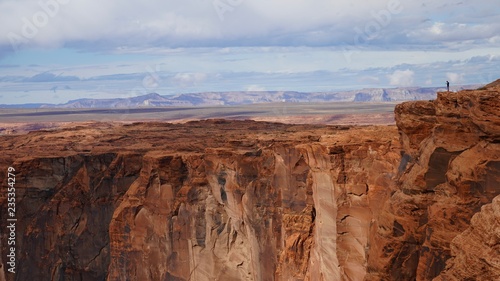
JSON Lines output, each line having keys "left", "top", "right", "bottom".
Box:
{"left": 1, "top": 0, "right": 499, "bottom": 54}
{"left": 387, "top": 69, "right": 415, "bottom": 86}
{"left": 246, "top": 84, "right": 266, "bottom": 91}
{"left": 172, "top": 72, "right": 207, "bottom": 87}
{"left": 429, "top": 22, "right": 445, "bottom": 35}
{"left": 446, "top": 72, "right": 464, "bottom": 84}
{"left": 407, "top": 21, "right": 499, "bottom": 45}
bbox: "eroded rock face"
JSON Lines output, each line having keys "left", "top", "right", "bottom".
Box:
{"left": 0, "top": 121, "right": 400, "bottom": 281}
{"left": 367, "top": 87, "right": 500, "bottom": 281}
{"left": 433, "top": 194, "right": 500, "bottom": 281}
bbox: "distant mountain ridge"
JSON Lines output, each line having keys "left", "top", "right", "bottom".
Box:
{"left": 1, "top": 86, "right": 479, "bottom": 108}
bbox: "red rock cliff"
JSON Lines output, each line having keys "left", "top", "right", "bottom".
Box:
{"left": 0, "top": 121, "right": 400, "bottom": 280}
{"left": 367, "top": 84, "right": 500, "bottom": 280}
{"left": 0, "top": 83, "right": 499, "bottom": 281}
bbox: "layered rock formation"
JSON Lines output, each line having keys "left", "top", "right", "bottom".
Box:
{"left": 367, "top": 84, "right": 500, "bottom": 280}
{"left": 0, "top": 121, "right": 400, "bottom": 281}
{"left": 0, "top": 83, "right": 499, "bottom": 281}
{"left": 434, "top": 194, "right": 500, "bottom": 281}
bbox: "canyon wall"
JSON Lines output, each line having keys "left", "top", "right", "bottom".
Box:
{"left": 0, "top": 84, "right": 499, "bottom": 280}
{"left": 0, "top": 121, "right": 400, "bottom": 281}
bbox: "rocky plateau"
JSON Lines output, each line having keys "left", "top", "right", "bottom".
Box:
{"left": 0, "top": 81, "right": 499, "bottom": 280}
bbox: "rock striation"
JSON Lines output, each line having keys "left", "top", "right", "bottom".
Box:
{"left": 433, "top": 194, "right": 500, "bottom": 281}
{"left": 0, "top": 121, "right": 400, "bottom": 281}
{"left": 0, "top": 82, "right": 499, "bottom": 281}
{"left": 367, "top": 84, "right": 500, "bottom": 280}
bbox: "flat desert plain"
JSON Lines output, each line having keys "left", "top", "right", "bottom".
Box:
{"left": 0, "top": 102, "right": 398, "bottom": 134}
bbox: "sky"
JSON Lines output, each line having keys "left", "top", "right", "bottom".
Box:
{"left": 0, "top": 0, "right": 499, "bottom": 104}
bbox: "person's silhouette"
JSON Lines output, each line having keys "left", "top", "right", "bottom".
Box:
{"left": 446, "top": 81, "right": 450, "bottom": 92}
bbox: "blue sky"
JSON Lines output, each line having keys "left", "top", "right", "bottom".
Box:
{"left": 0, "top": 0, "right": 499, "bottom": 104}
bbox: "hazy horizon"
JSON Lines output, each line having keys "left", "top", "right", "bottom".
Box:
{"left": 1, "top": 0, "right": 499, "bottom": 104}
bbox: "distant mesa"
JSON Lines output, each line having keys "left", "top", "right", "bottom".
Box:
{"left": 0, "top": 85, "right": 481, "bottom": 109}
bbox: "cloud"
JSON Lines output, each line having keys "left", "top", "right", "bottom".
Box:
{"left": 0, "top": 64, "right": 19, "bottom": 68}
{"left": 172, "top": 72, "right": 208, "bottom": 87}
{"left": 246, "top": 84, "right": 266, "bottom": 91}
{"left": 1, "top": 52, "right": 499, "bottom": 105}
{"left": 446, "top": 72, "right": 464, "bottom": 84}
{"left": 387, "top": 69, "right": 415, "bottom": 86}
{"left": 1, "top": 0, "right": 499, "bottom": 53}
{"left": 23, "top": 72, "right": 80, "bottom": 82}
{"left": 407, "top": 22, "right": 499, "bottom": 46}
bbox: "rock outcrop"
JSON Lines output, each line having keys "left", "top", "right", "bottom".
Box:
{"left": 0, "top": 83, "right": 499, "bottom": 281}
{"left": 367, "top": 85, "right": 500, "bottom": 280}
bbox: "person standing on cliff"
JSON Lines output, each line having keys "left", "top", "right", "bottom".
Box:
{"left": 446, "top": 81, "right": 450, "bottom": 92}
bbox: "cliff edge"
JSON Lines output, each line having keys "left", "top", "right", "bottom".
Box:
{"left": 367, "top": 84, "right": 500, "bottom": 280}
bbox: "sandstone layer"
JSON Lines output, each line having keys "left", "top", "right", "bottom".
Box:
{"left": 434, "top": 194, "right": 500, "bottom": 281}
{"left": 0, "top": 120, "right": 400, "bottom": 280}
{"left": 367, "top": 84, "right": 500, "bottom": 280}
